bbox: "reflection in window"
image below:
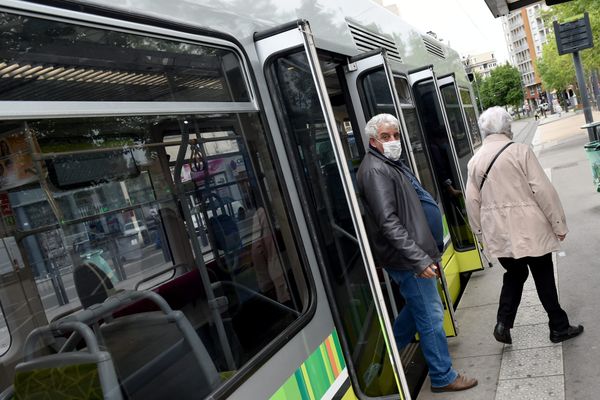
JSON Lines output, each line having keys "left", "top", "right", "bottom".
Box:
{"left": 0, "top": 112, "right": 307, "bottom": 397}
{"left": 0, "top": 12, "right": 249, "bottom": 102}
{"left": 270, "top": 51, "right": 397, "bottom": 397}
{"left": 412, "top": 80, "right": 475, "bottom": 251}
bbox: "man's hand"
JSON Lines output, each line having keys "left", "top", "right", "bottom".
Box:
{"left": 418, "top": 264, "right": 438, "bottom": 279}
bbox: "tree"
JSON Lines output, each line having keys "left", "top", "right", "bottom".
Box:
{"left": 537, "top": 39, "right": 575, "bottom": 92}
{"left": 478, "top": 64, "right": 524, "bottom": 109}
{"left": 538, "top": 0, "right": 600, "bottom": 92}
{"left": 543, "top": 0, "right": 600, "bottom": 72}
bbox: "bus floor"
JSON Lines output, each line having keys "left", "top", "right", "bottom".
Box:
{"left": 418, "top": 112, "right": 600, "bottom": 400}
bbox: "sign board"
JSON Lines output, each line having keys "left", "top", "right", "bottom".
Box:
{"left": 554, "top": 13, "right": 594, "bottom": 55}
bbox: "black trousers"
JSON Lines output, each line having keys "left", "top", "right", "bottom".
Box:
{"left": 497, "top": 253, "right": 569, "bottom": 331}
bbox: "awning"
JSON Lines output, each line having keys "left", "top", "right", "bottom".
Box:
{"left": 484, "top": 0, "right": 573, "bottom": 17}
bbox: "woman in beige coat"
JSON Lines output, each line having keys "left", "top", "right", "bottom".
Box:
{"left": 465, "top": 106, "right": 582, "bottom": 345}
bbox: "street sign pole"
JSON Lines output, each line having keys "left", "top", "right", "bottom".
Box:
{"left": 573, "top": 51, "right": 595, "bottom": 141}
{"left": 554, "top": 12, "right": 595, "bottom": 140}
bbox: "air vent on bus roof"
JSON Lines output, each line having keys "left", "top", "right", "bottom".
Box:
{"left": 422, "top": 36, "right": 446, "bottom": 59}
{"left": 346, "top": 20, "right": 403, "bottom": 64}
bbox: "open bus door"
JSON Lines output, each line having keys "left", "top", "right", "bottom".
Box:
{"left": 342, "top": 50, "right": 459, "bottom": 338}
{"left": 408, "top": 67, "right": 484, "bottom": 275}
{"left": 255, "top": 21, "right": 411, "bottom": 399}
{"left": 437, "top": 73, "right": 489, "bottom": 270}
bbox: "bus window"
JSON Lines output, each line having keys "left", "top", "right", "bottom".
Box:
{"left": 460, "top": 88, "right": 482, "bottom": 150}
{"left": 0, "top": 10, "right": 309, "bottom": 397}
{"left": 359, "top": 69, "right": 411, "bottom": 167}
{"left": 268, "top": 51, "right": 398, "bottom": 397}
{"left": 0, "top": 12, "right": 249, "bottom": 102}
{"left": 440, "top": 84, "right": 472, "bottom": 186}
{"left": 412, "top": 80, "right": 476, "bottom": 251}
{"left": 358, "top": 69, "right": 438, "bottom": 199}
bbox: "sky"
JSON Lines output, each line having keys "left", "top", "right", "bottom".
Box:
{"left": 382, "top": 0, "right": 510, "bottom": 63}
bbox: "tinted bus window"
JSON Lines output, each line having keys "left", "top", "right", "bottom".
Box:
{"left": 460, "top": 88, "right": 482, "bottom": 149}
{"left": 0, "top": 12, "right": 249, "bottom": 102}
{"left": 359, "top": 69, "right": 438, "bottom": 200}
{"left": 269, "top": 51, "right": 398, "bottom": 397}
{"left": 440, "top": 84, "right": 472, "bottom": 187}
{"left": 412, "top": 80, "right": 475, "bottom": 251}
{"left": 0, "top": 12, "right": 309, "bottom": 398}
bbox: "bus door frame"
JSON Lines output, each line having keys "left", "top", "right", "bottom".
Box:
{"left": 437, "top": 73, "right": 477, "bottom": 155}
{"left": 254, "top": 22, "right": 411, "bottom": 398}
{"left": 345, "top": 54, "right": 459, "bottom": 337}
{"left": 437, "top": 74, "right": 487, "bottom": 271}
{"left": 409, "top": 67, "right": 467, "bottom": 193}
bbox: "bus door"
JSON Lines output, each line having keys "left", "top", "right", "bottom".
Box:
{"left": 343, "top": 50, "right": 458, "bottom": 338}
{"left": 255, "top": 22, "right": 411, "bottom": 399}
{"left": 409, "top": 67, "right": 483, "bottom": 273}
{"left": 455, "top": 83, "right": 483, "bottom": 152}
{"left": 437, "top": 73, "right": 476, "bottom": 185}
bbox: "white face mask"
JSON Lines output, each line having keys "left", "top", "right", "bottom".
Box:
{"left": 378, "top": 139, "right": 403, "bottom": 161}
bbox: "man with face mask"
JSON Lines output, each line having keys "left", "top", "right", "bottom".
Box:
{"left": 357, "top": 113, "right": 477, "bottom": 393}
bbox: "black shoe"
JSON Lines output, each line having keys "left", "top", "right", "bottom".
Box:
{"left": 550, "top": 324, "right": 584, "bottom": 343}
{"left": 493, "top": 322, "right": 512, "bottom": 344}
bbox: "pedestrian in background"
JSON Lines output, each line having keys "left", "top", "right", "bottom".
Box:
{"left": 465, "top": 106, "right": 583, "bottom": 345}
{"left": 358, "top": 113, "right": 477, "bottom": 393}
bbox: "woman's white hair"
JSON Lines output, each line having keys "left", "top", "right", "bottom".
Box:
{"left": 478, "top": 106, "right": 513, "bottom": 139}
{"left": 365, "top": 113, "right": 400, "bottom": 139}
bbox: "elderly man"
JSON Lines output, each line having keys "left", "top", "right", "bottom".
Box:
{"left": 357, "top": 113, "right": 477, "bottom": 393}
{"left": 465, "top": 106, "right": 583, "bottom": 345}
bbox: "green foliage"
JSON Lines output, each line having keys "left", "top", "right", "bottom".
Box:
{"left": 537, "top": 38, "right": 575, "bottom": 91}
{"left": 539, "top": 0, "right": 600, "bottom": 90}
{"left": 478, "top": 64, "right": 524, "bottom": 108}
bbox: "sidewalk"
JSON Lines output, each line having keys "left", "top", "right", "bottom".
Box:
{"left": 417, "top": 111, "right": 600, "bottom": 400}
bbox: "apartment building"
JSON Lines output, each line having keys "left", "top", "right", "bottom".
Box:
{"left": 463, "top": 52, "right": 498, "bottom": 79}
{"left": 502, "top": 3, "right": 551, "bottom": 108}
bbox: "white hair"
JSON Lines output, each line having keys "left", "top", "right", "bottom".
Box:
{"left": 365, "top": 113, "right": 400, "bottom": 139}
{"left": 478, "top": 106, "right": 513, "bottom": 139}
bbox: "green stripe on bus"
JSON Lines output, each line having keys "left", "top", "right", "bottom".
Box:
{"left": 320, "top": 345, "right": 335, "bottom": 383}
{"left": 269, "top": 331, "right": 347, "bottom": 400}
{"left": 332, "top": 330, "right": 346, "bottom": 369}
{"left": 270, "top": 376, "right": 303, "bottom": 400}
{"left": 305, "top": 348, "right": 331, "bottom": 397}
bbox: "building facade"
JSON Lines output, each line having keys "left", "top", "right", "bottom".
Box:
{"left": 463, "top": 52, "right": 498, "bottom": 79}
{"left": 502, "top": 3, "right": 550, "bottom": 109}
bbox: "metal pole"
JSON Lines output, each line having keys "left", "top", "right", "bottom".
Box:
{"left": 591, "top": 69, "right": 600, "bottom": 111}
{"left": 573, "top": 51, "right": 595, "bottom": 141}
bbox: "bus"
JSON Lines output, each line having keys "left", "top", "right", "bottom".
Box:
{"left": 0, "top": 1, "right": 484, "bottom": 399}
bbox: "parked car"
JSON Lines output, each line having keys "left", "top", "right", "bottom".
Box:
{"left": 123, "top": 222, "right": 150, "bottom": 243}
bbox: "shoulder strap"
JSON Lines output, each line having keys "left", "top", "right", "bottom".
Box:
{"left": 479, "top": 142, "right": 514, "bottom": 191}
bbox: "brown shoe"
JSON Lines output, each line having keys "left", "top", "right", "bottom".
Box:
{"left": 431, "top": 374, "right": 478, "bottom": 393}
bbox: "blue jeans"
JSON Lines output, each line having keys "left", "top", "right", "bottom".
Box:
{"left": 386, "top": 268, "right": 458, "bottom": 388}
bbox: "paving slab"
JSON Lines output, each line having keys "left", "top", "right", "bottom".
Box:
{"left": 499, "top": 346, "right": 563, "bottom": 380}
{"left": 496, "top": 375, "right": 565, "bottom": 400}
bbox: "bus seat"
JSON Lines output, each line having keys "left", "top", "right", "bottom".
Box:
{"left": 13, "top": 321, "right": 122, "bottom": 400}
{"left": 74, "top": 262, "right": 115, "bottom": 309}
{"left": 64, "top": 290, "right": 221, "bottom": 399}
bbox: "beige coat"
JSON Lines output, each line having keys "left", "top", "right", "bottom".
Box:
{"left": 465, "top": 134, "right": 568, "bottom": 258}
